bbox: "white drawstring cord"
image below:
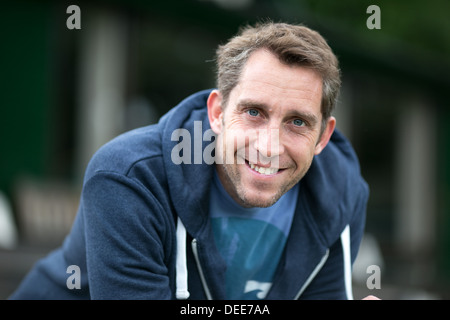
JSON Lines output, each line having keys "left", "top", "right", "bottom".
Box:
{"left": 175, "top": 217, "right": 190, "bottom": 299}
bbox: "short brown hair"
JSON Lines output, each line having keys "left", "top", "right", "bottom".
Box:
{"left": 215, "top": 21, "right": 341, "bottom": 127}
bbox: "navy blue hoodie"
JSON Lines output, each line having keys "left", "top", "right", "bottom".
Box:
{"left": 9, "top": 89, "right": 369, "bottom": 300}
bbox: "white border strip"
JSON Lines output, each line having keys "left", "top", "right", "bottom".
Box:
{"left": 176, "top": 217, "right": 190, "bottom": 299}
{"left": 340, "top": 224, "right": 353, "bottom": 300}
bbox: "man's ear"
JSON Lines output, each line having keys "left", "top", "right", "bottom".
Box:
{"left": 207, "top": 90, "right": 223, "bottom": 135}
{"left": 314, "top": 116, "right": 336, "bottom": 155}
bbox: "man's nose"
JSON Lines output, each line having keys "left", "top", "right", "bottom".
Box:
{"left": 253, "top": 127, "right": 284, "bottom": 163}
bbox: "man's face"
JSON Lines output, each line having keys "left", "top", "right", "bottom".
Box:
{"left": 208, "top": 49, "right": 335, "bottom": 208}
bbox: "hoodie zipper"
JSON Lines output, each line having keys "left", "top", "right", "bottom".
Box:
{"left": 293, "top": 249, "right": 330, "bottom": 299}
{"left": 191, "top": 239, "right": 213, "bottom": 300}
{"left": 193, "top": 239, "right": 329, "bottom": 300}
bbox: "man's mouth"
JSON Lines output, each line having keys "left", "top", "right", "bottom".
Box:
{"left": 246, "top": 160, "right": 280, "bottom": 175}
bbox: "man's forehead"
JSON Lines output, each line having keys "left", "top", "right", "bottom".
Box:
{"left": 231, "top": 78, "right": 323, "bottom": 119}
{"left": 241, "top": 50, "right": 322, "bottom": 85}
{"left": 236, "top": 51, "right": 323, "bottom": 101}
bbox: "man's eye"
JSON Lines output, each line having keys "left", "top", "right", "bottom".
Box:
{"left": 293, "top": 119, "right": 305, "bottom": 126}
{"left": 247, "top": 109, "right": 259, "bottom": 117}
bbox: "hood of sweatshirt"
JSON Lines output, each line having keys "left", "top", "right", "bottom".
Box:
{"left": 160, "top": 89, "right": 215, "bottom": 237}
{"left": 159, "top": 89, "right": 367, "bottom": 243}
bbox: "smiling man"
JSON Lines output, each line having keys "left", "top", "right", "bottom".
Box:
{"left": 209, "top": 49, "right": 335, "bottom": 209}
{"left": 10, "top": 22, "right": 369, "bottom": 300}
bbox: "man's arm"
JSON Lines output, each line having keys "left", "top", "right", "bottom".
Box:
{"left": 82, "top": 171, "right": 175, "bottom": 299}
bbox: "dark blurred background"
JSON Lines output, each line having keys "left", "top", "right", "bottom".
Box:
{"left": 1, "top": 0, "right": 450, "bottom": 300}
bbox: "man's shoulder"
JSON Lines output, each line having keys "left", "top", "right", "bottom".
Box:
{"left": 84, "top": 124, "right": 164, "bottom": 180}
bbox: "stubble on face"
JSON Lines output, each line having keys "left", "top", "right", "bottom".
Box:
{"left": 216, "top": 141, "right": 313, "bottom": 208}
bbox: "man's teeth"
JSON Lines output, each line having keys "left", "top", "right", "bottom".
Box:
{"left": 249, "top": 163, "right": 279, "bottom": 175}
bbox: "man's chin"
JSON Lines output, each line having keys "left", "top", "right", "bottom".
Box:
{"left": 237, "top": 192, "right": 280, "bottom": 208}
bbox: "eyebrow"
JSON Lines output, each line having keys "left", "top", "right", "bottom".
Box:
{"left": 237, "top": 99, "right": 320, "bottom": 126}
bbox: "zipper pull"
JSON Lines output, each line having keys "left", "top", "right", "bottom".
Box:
{"left": 191, "top": 239, "right": 213, "bottom": 300}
